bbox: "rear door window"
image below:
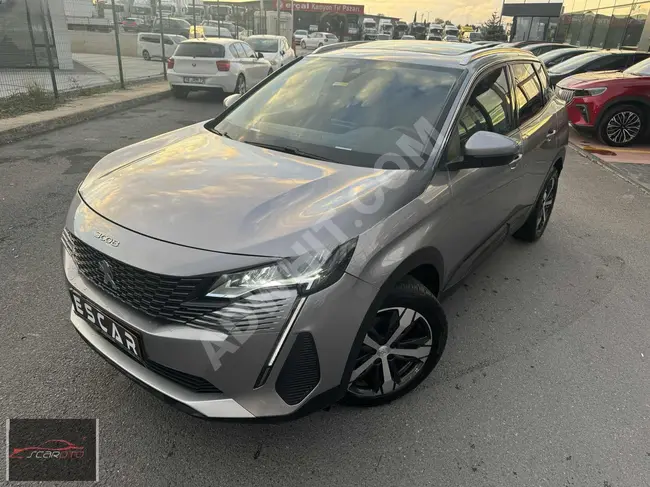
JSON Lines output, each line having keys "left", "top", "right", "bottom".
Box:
{"left": 241, "top": 43, "right": 255, "bottom": 58}
{"left": 533, "top": 62, "right": 550, "bottom": 101}
{"left": 173, "top": 43, "right": 225, "bottom": 58}
{"left": 229, "top": 45, "right": 240, "bottom": 58}
{"left": 511, "top": 63, "right": 545, "bottom": 125}
{"left": 234, "top": 43, "right": 247, "bottom": 58}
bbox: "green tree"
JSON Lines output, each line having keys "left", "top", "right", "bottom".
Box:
{"left": 434, "top": 17, "right": 444, "bottom": 24}
{"left": 481, "top": 12, "right": 507, "bottom": 41}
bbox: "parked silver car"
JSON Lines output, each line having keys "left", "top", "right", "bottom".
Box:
{"left": 62, "top": 41, "right": 568, "bottom": 420}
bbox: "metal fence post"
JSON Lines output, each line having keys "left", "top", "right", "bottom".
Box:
{"left": 192, "top": 0, "right": 197, "bottom": 38}
{"left": 110, "top": 0, "right": 126, "bottom": 89}
{"left": 39, "top": 0, "right": 58, "bottom": 98}
{"left": 158, "top": 0, "right": 167, "bottom": 80}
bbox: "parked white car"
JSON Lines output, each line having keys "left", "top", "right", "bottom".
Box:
{"left": 167, "top": 39, "right": 272, "bottom": 98}
{"left": 300, "top": 32, "right": 339, "bottom": 50}
{"left": 246, "top": 35, "right": 295, "bottom": 72}
{"left": 293, "top": 29, "right": 308, "bottom": 44}
{"left": 200, "top": 21, "right": 233, "bottom": 39}
{"left": 137, "top": 33, "right": 186, "bottom": 61}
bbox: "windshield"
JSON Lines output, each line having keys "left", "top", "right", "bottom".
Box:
{"left": 247, "top": 38, "right": 279, "bottom": 53}
{"left": 549, "top": 52, "right": 605, "bottom": 74}
{"left": 625, "top": 57, "right": 650, "bottom": 76}
{"left": 213, "top": 57, "right": 463, "bottom": 169}
{"left": 469, "top": 33, "right": 482, "bottom": 41}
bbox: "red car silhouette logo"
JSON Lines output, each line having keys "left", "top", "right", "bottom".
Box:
{"left": 9, "top": 439, "right": 84, "bottom": 459}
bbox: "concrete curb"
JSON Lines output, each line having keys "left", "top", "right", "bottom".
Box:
{"left": 0, "top": 88, "right": 171, "bottom": 146}
{"left": 569, "top": 142, "right": 650, "bottom": 196}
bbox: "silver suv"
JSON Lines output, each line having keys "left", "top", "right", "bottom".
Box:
{"left": 62, "top": 41, "right": 568, "bottom": 420}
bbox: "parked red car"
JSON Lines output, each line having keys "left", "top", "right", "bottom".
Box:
{"left": 556, "top": 57, "right": 650, "bottom": 147}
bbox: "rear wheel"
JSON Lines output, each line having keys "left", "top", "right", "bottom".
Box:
{"left": 514, "top": 167, "right": 559, "bottom": 242}
{"left": 142, "top": 50, "right": 151, "bottom": 61}
{"left": 300, "top": 40, "right": 306, "bottom": 49}
{"left": 171, "top": 85, "right": 189, "bottom": 99}
{"left": 343, "top": 277, "right": 448, "bottom": 406}
{"left": 234, "top": 75, "right": 246, "bottom": 95}
{"left": 597, "top": 104, "right": 645, "bottom": 147}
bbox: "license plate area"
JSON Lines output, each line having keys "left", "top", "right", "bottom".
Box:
{"left": 183, "top": 77, "right": 205, "bottom": 84}
{"left": 70, "top": 289, "right": 144, "bottom": 362}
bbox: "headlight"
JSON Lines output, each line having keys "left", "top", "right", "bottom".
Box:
{"left": 574, "top": 87, "right": 607, "bottom": 97}
{"left": 206, "top": 238, "right": 357, "bottom": 299}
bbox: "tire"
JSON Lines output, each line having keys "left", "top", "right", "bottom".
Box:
{"left": 597, "top": 104, "right": 645, "bottom": 147}
{"left": 342, "top": 276, "right": 448, "bottom": 407}
{"left": 513, "top": 167, "right": 559, "bottom": 242}
{"left": 171, "top": 85, "right": 189, "bottom": 99}
{"left": 142, "top": 50, "right": 151, "bottom": 61}
{"left": 318, "top": 43, "right": 323, "bottom": 48}
{"left": 300, "top": 40, "right": 306, "bottom": 49}
{"left": 234, "top": 75, "right": 246, "bottom": 95}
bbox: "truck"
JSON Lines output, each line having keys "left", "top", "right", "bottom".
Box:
{"left": 65, "top": 0, "right": 113, "bottom": 32}
{"left": 443, "top": 24, "right": 460, "bottom": 40}
{"left": 394, "top": 20, "right": 408, "bottom": 39}
{"left": 102, "top": 0, "right": 126, "bottom": 21}
{"left": 426, "top": 23, "right": 444, "bottom": 41}
{"left": 378, "top": 18, "right": 393, "bottom": 38}
{"left": 409, "top": 22, "right": 426, "bottom": 40}
{"left": 361, "top": 17, "right": 377, "bottom": 40}
{"left": 131, "top": 0, "right": 154, "bottom": 25}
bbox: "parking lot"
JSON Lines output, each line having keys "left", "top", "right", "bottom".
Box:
{"left": 1, "top": 94, "right": 649, "bottom": 486}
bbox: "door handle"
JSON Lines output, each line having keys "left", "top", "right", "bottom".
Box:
{"left": 545, "top": 129, "right": 557, "bottom": 141}
{"left": 509, "top": 153, "right": 523, "bottom": 169}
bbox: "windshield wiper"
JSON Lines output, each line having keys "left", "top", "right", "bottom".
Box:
{"left": 242, "top": 141, "right": 338, "bottom": 163}
{"left": 213, "top": 129, "right": 232, "bottom": 139}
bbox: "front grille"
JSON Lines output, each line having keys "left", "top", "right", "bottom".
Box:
{"left": 145, "top": 360, "right": 221, "bottom": 394}
{"left": 555, "top": 87, "right": 574, "bottom": 104}
{"left": 63, "top": 230, "right": 218, "bottom": 322}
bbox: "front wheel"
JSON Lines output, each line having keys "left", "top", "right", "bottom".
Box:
{"left": 300, "top": 40, "right": 306, "bottom": 49}
{"left": 597, "top": 104, "right": 645, "bottom": 147}
{"left": 514, "top": 167, "right": 559, "bottom": 242}
{"left": 343, "top": 277, "right": 448, "bottom": 406}
{"left": 142, "top": 49, "right": 151, "bottom": 61}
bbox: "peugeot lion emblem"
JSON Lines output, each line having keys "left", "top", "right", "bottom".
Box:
{"left": 99, "top": 260, "right": 117, "bottom": 290}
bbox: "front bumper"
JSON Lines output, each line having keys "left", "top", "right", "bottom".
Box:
{"left": 63, "top": 202, "right": 376, "bottom": 419}
{"left": 566, "top": 100, "right": 597, "bottom": 128}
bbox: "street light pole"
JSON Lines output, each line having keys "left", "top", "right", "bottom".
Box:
{"left": 276, "top": 0, "right": 280, "bottom": 35}
{"left": 192, "top": 0, "right": 196, "bottom": 37}
{"left": 158, "top": 0, "right": 167, "bottom": 80}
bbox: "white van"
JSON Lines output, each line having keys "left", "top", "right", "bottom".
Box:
{"left": 137, "top": 33, "right": 186, "bottom": 61}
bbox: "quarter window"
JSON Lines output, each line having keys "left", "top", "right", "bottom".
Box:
{"left": 511, "top": 63, "right": 544, "bottom": 125}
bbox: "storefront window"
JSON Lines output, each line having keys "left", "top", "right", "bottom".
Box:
{"left": 573, "top": 0, "right": 588, "bottom": 13}
{"left": 546, "top": 17, "right": 560, "bottom": 40}
{"left": 530, "top": 16, "right": 549, "bottom": 40}
{"left": 555, "top": 14, "right": 573, "bottom": 42}
{"left": 584, "top": 0, "right": 602, "bottom": 10}
{"left": 591, "top": 8, "right": 614, "bottom": 47}
{"left": 564, "top": 0, "right": 578, "bottom": 13}
{"left": 513, "top": 16, "right": 532, "bottom": 41}
{"left": 605, "top": 4, "right": 634, "bottom": 47}
{"left": 597, "top": 0, "right": 617, "bottom": 8}
{"left": 567, "top": 13, "right": 585, "bottom": 44}
{"left": 621, "top": 2, "right": 649, "bottom": 48}
{"left": 579, "top": 11, "right": 596, "bottom": 45}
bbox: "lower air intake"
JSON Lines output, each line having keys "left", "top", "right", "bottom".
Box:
{"left": 275, "top": 332, "right": 321, "bottom": 405}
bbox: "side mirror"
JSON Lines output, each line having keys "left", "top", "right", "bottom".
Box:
{"left": 256, "top": 51, "right": 264, "bottom": 59}
{"left": 447, "top": 131, "right": 520, "bottom": 171}
{"left": 223, "top": 93, "right": 241, "bottom": 108}
{"left": 280, "top": 50, "right": 285, "bottom": 56}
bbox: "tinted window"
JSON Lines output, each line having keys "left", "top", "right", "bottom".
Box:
{"left": 215, "top": 58, "right": 462, "bottom": 169}
{"left": 512, "top": 64, "right": 545, "bottom": 124}
{"left": 141, "top": 35, "right": 158, "bottom": 43}
{"left": 241, "top": 43, "right": 255, "bottom": 58}
{"left": 533, "top": 63, "right": 550, "bottom": 99}
{"left": 457, "top": 67, "right": 514, "bottom": 145}
{"left": 174, "top": 43, "right": 225, "bottom": 58}
{"left": 164, "top": 37, "right": 174, "bottom": 46}
{"left": 247, "top": 38, "right": 279, "bottom": 53}
{"left": 587, "top": 55, "right": 630, "bottom": 71}
{"left": 549, "top": 52, "right": 606, "bottom": 74}
{"left": 172, "top": 19, "right": 191, "bottom": 28}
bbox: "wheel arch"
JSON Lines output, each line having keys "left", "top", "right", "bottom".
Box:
{"left": 339, "top": 247, "right": 445, "bottom": 391}
{"left": 594, "top": 96, "right": 650, "bottom": 128}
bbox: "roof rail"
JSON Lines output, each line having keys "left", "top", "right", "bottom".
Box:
{"left": 311, "top": 40, "right": 369, "bottom": 55}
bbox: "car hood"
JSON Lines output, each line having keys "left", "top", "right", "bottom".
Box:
{"left": 557, "top": 70, "right": 631, "bottom": 88}
{"left": 79, "top": 123, "right": 419, "bottom": 257}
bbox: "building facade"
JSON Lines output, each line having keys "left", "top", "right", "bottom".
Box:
{"left": 503, "top": 0, "right": 650, "bottom": 50}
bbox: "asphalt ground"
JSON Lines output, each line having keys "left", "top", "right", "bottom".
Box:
{"left": 1, "top": 94, "right": 649, "bottom": 486}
